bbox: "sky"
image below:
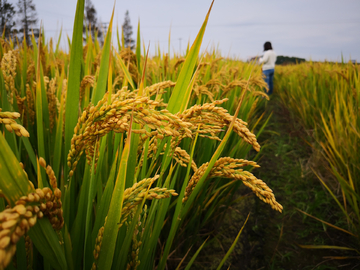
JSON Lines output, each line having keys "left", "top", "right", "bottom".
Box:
{"left": 24, "top": 0, "right": 360, "bottom": 62}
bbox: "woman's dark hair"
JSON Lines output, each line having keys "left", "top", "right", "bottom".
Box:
{"left": 264, "top": 41, "right": 273, "bottom": 51}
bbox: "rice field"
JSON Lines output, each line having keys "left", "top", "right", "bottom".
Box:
{"left": 1, "top": 0, "right": 359, "bottom": 269}
{"left": 275, "top": 61, "right": 360, "bottom": 259}
{"left": 0, "top": 1, "right": 283, "bottom": 269}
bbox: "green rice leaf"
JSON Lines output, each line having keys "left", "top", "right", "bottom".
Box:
{"left": 184, "top": 237, "right": 209, "bottom": 270}
{"left": 52, "top": 84, "right": 65, "bottom": 179}
{"left": 0, "top": 133, "right": 32, "bottom": 200}
{"left": 0, "top": 133, "right": 67, "bottom": 269}
{"left": 64, "top": 0, "right": 85, "bottom": 181}
{"left": 35, "top": 32, "right": 47, "bottom": 182}
{"left": 70, "top": 164, "right": 91, "bottom": 269}
{"left": 92, "top": 150, "right": 119, "bottom": 241}
{"left": 115, "top": 50, "right": 136, "bottom": 90}
{"left": 84, "top": 139, "right": 100, "bottom": 269}
{"left": 96, "top": 116, "right": 133, "bottom": 270}
{"left": 136, "top": 19, "right": 141, "bottom": 74}
{"left": 216, "top": 213, "right": 250, "bottom": 270}
{"left": 20, "top": 136, "right": 37, "bottom": 173}
{"left": 91, "top": 5, "right": 115, "bottom": 104}
{"left": 167, "top": 0, "right": 214, "bottom": 114}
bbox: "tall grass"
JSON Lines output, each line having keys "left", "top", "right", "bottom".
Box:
{"left": 276, "top": 61, "right": 360, "bottom": 256}
{"left": 0, "top": 1, "right": 282, "bottom": 269}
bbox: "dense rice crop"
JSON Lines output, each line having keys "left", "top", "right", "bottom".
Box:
{"left": 276, "top": 61, "right": 360, "bottom": 256}
{"left": 0, "top": 1, "right": 281, "bottom": 269}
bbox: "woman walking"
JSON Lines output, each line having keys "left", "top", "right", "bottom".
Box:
{"left": 259, "top": 42, "right": 277, "bottom": 95}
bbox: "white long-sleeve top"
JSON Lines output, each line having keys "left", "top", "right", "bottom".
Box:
{"left": 259, "top": 50, "right": 277, "bottom": 70}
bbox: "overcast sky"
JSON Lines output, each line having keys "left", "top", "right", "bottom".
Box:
{"left": 29, "top": 0, "right": 360, "bottom": 61}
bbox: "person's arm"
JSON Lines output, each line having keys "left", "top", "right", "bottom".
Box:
{"left": 259, "top": 51, "right": 269, "bottom": 64}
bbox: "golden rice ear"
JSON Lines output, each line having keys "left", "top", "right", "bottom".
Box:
{"left": 38, "top": 157, "right": 46, "bottom": 168}
{"left": 0, "top": 203, "right": 37, "bottom": 269}
{"left": 92, "top": 218, "right": 107, "bottom": 270}
{"left": 126, "top": 205, "right": 147, "bottom": 270}
{"left": 66, "top": 90, "right": 194, "bottom": 175}
{"left": 183, "top": 157, "right": 282, "bottom": 212}
{"left": 179, "top": 101, "right": 260, "bottom": 151}
{"left": 0, "top": 110, "right": 30, "bottom": 138}
{"left": 1, "top": 50, "right": 18, "bottom": 99}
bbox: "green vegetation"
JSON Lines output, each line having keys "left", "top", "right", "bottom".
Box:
{"left": 0, "top": 1, "right": 283, "bottom": 269}
{"left": 178, "top": 95, "right": 358, "bottom": 269}
{"left": 0, "top": 0, "right": 358, "bottom": 269}
{"left": 273, "top": 61, "right": 360, "bottom": 267}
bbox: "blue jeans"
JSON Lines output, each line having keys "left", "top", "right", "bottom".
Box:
{"left": 263, "top": 69, "right": 274, "bottom": 95}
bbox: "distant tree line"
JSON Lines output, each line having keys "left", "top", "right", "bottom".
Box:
{"left": 83, "top": 0, "right": 104, "bottom": 44}
{"left": 0, "top": 0, "right": 135, "bottom": 49}
{"left": 0, "top": 0, "right": 15, "bottom": 39}
{"left": 275, "top": 56, "right": 306, "bottom": 65}
{"left": 0, "top": 0, "right": 38, "bottom": 44}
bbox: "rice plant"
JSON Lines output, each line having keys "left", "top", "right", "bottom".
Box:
{"left": 0, "top": 1, "right": 281, "bottom": 269}
{"left": 276, "top": 60, "right": 360, "bottom": 258}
